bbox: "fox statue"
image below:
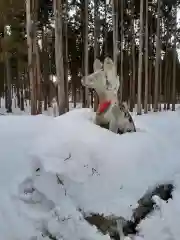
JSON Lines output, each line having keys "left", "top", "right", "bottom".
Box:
{"left": 81, "top": 57, "right": 136, "bottom": 134}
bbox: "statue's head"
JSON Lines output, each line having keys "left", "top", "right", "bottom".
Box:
{"left": 81, "top": 57, "right": 120, "bottom": 96}
{"left": 81, "top": 59, "right": 106, "bottom": 93}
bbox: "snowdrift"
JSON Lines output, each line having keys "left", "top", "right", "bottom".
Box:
{"left": 1, "top": 109, "right": 180, "bottom": 239}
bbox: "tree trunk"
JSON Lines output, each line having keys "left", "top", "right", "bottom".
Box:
{"left": 112, "top": 0, "right": 118, "bottom": 75}
{"left": 167, "top": 59, "right": 171, "bottom": 110}
{"left": 164, "top": 55, "right": 169, "bottom": 110}
{"left": 137, "top": 0, "right": 144, "bottom": 115}
{"left": 54, "top": 0, "right": 66, "bottom": 115}
{"left": 64, "top": 0, "right": 69, "bottom": 112}
{"left": 94, "top": 0, "right": 100, "bottom": 111}
{"left": 148, "top": 21, "right": 153, "bottom": 111}
{"left": 154, "top": 0, "right": 161, "bottom": 112}
{"left": 4, "top": 26, "right": 12, "bottom": 113}
{"left": 42, "top": 27, "right": 49, "bottom": 111}
{"left": 144, "top": 0, "right": 148, "bottom": 113}
{"left": 72, "top": 75, "right": 77, "bottom": 108}
{"left": 20, "top": 70, "right": 25, "bottom": 111}
{"left": 130, "top": 0, "right": 136, "bottom": 112}
{"left": 84, "top": 0, "right": 89, "bottom": 107}
{"left": 159, "top": 58, "right": 162, "bottom": 111}
{"left": 163, "top": 26, "right": 170, "bottom": 110}
{"left": 172, "top": 5, "right": 177, "bottom": 111}
{"left": 35, "top": 39, "right": 42, "bottom": 114}
{"left": 104, "top": 0, "right": 108, "bottom": 57}
{"left": 16, "top": 60, "right": 21, "bottom": 108}
{"left": 5, "top": 53, "right": 12, "bottom": 113}
{"left": 148, "top": 58, "right": 152, "bottom": 111}
{"left": 120, "top": 0, "right": 124, "bottom": 101}
{"left": 26, "top": 0, "right": 37, "bottom": 115}
{"left": 82, "top": 0, "right": 89, "bottom": 107}
{"left": 17, "top": 60, "right": 25, "bottom": 111}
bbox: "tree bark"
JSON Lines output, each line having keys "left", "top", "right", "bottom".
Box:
{"left": 144, "top": 0, "right": 148, "bottom": 113}
{"left": 137, "top": 0, "right": 144, "bottom": 115}
{"left": 5, "top": 53, "right": 12, "bottom": 113}
{"left": 54, "top": 0, "right": 66, "bottom": 115}
{"left": 64, "top": 0, "right": 69, "bottom": 112}
{"left": 42, "top": 27, "right": 49, "bottom": 111}
{"left": 130, "top": 0, "right": 136, "bottom": 112}
{"left": 35, "top": 38, "right": 42, "bottom": 114}
{"left": 120, "top": 0, "right": 124, "bottom": 101}
{"left": 4, "top": 26, "right": 12, "bottom": 113}
{"left": 82, "top": 0, "right": 89, "bottom": 108}
{"left": 112, "top": 0, "right": 118, "bottom": 75}
{"left": 104, "top": 0, "right": 108, "bottom": 57}
{"left": 163, "top": 26, "right": 170, "bottom": 110}
{"left": 172, "top": 6, "right": 177, "bottom": 111}
{"left": 94, "top": 0, "right": 100, "bottom": 111}
{"left": 154, "top": 0, "right": 161, "bottom": 112}
{"left": 26, "top": 0, "right": 37, "bottom": 115}
{"left": 16, "top": 60, "right": 21, "bottom": 108}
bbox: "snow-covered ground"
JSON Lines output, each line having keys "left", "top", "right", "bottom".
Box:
{"left": 0, "top": 98, "right": 82, "bottom": 116}
{"left": 1, "top": 102, "right": 180, "bottom": 239}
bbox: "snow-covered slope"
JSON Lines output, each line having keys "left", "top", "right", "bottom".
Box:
{"left": 1, "top": 108, "right": 180, "bottom": 239}
{"left": 0, "top": 115, "right": 52, "bottom": 239}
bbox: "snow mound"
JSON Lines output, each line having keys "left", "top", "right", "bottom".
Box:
{"left": 30, "top": 109, "right": 180, "bottom": 214}
{"left": 1, "top": 108, "right": 180, "bottom": 239}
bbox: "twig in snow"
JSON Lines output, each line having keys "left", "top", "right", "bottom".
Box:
{"left": 91, "top": 168, "right": 100, "bottom": 176}
{"left": 56, "top": 174, "right": 64, "bottom": 185}
{"left": 64, "top": 153, "right": 71, "bottom": 161}
{"left": 84, "top": 183, "right": 174, "bottom": 239}
{"left": 56, "top": 174, "right": 67, "bottom": 195}
{"left": 61, "top": 216, "right": 71, "bottom": 222}
{"left": 42, "top": 230, "right": 58, "bottom": 240}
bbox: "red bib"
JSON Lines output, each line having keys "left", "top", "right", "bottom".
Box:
{"left": 97, "top": 100, "right": 111, "bottom": 114}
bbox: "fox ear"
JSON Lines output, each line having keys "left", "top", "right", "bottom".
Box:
{"left": 93, "top": 59, "right": 102, "bottom": 72}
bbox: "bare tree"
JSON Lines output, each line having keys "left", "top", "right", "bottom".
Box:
{"left": 42, "top": 27, "right": 49, "bottom": 111}
{"left": 54, "top": 0, "right": 66, "bottom": 115}
{"left": 64, "top": 0, "right": 69, "bottom": 112}
{"left": 83, "top": 0, "right": 89, "bottom": 107}
{"left": 154, "top": 0, "right": 161, "bottom": 112}
{"left": 94, "top": 0, "right": 100, "bottom": 111}
{"left": 159, "top": 16, "right": 163, "bottom": 111}
{"left": 120, "top": 0, "right": 124, "bottom": 102}
{"left": 130, "top": 0, "right": 136, "bottom": 112}
{"left": 112, "top": 0, "right": 118, "bottom": 75}
{"left": 36, "top": 39, "right": 42, "bottom": 114}
{"left": 137, "top": 0, "right": 144, "bottom": 115}
{"left": 104, "top": 0, "right": 108, "bottom": 57}
{"left": 26, "top": 0, "right": 37, "bottom": 115}
{"left": 172, "top": 5, "right": 177, "bottom": 111}
{"left": 163, "top": 25, "right": 170, "bottom": 110}
{"left": 144, "top": 0, "right": 148, "bottom": 113}
{"left": 4, "top": 26, "right": 12, "bottom": 113}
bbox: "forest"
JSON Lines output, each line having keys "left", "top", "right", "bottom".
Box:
{"left": 1, "top": 1, "right": 180, "bottom": 239}
{"left": 0, "top": 0, "right": 179, "bottom": 115}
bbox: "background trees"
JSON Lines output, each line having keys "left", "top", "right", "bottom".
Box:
{"left": 0, "top": 0, "right": 179, "bottom": 115}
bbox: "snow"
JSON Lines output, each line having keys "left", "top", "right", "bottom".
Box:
{"left": 0, "top": 98, "right": 82, "bottom": 116}
{"left": 1, "top": 105, "right": 180, "bottom": 239}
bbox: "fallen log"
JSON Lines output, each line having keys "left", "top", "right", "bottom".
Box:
{"left": 84, "top": 183, "right": 174, "bottom": 240}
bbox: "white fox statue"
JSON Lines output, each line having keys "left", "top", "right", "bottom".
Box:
{"left": 81, "top": 57, "right": 136, "bottom": 134}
